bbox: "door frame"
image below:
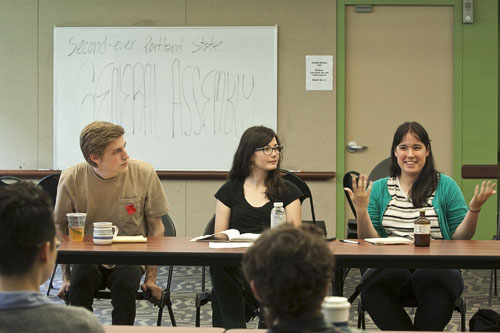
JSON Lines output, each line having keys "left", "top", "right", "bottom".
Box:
{"left": 336, "top": 0, "right": 464, "bottom": 238}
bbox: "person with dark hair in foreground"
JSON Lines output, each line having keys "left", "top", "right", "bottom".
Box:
{"left": 0, "top": 182, "right": 104, "bottom": 332}
{"left": 242, "top": 224, "right": 337, "bottom": 333}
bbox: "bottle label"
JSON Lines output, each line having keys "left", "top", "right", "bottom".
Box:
{"left": 270, "top": 208, "right": 286, "bottom": 229}
{"left": 414, "top": 224, "right": 430, "bottom": 235}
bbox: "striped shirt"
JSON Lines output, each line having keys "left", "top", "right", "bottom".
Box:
{"left": 382, "top": 177, "right": 443, "bottom": 240}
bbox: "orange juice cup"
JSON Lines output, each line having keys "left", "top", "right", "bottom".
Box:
{"left": 67, "top": 213, "right": 86, "bottom": 241}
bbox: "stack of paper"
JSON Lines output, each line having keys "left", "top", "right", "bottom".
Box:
{"left": 209, "top": 242, "right": 253, "bottom": 248}
{"left": 365, "top": 237, "right": 413, "bottom": 245}
{"left": 113, "top": 235, "right": 148, "bottom": 243}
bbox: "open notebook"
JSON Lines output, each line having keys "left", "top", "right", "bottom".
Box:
{"left": 191, "top": 229, "right": 260, "bottom": 242}
{"left": 365, "top": 237, "right": 413, "bottom": 245}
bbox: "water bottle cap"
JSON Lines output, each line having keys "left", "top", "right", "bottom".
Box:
{"left": 274, "top": 202, "right": 283, "bottom": 207}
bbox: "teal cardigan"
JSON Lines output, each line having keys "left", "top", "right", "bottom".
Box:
{"left": 368, "top": 174, "right": 468, "bottom": 240}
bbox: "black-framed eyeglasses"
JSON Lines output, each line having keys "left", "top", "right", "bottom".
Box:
{"left": 255, "top": 145, "right": 284, "bottom": 155}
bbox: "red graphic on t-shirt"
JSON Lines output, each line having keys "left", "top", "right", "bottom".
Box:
{"left": 126, "top": 204, "right": 136, "bottom": 215}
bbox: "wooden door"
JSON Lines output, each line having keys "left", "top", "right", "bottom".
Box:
{"left": 344, "top": 5, "right": 454, "bottom": 222}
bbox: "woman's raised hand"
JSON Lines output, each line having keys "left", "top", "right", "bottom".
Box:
{"left": 344, "top": 174, "right": 373, "bottom": 212}
{"left": 469, "top": 180, "right": 497, "bottom": 212}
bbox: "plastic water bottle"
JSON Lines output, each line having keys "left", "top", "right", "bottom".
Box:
{"left": 270, "top": 202, "right": 286, "bottom": 228}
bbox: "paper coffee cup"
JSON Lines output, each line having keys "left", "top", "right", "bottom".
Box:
{"left": 322, "top": 296, "right": 350, "bottom": 327}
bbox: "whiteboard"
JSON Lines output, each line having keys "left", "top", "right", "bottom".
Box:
{"left": 53, "top": 26, "right": 277, "bottom": 171}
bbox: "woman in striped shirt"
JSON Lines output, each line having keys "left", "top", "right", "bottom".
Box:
{"left": 345, "top": 121, "right": 496, "bottom": 331}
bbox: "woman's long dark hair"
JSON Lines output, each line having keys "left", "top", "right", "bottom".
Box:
{"left": 390, "top": 122, "right": 438, "bottom": 208}
{"left": 228, "top": 126, "right": 285, "bottom": 201}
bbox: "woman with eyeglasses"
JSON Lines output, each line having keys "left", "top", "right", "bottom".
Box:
{"left": 210, "top": 125, "right": 303, "bottom": 329}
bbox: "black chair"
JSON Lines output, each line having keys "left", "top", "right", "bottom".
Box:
{"left": 94, "top": 213, "right": 177, "bottom": 326}
{"left": 50, "top": 214, "right": 177, "bottom": 326}
{"left": 342, "top": 159, "right": 466, "bottom": 331}
{"left": 488, "top": 235, "right": 500, "bottom": 305}
{"left": 487, "top": 177, "right": 500, "bottom": 305}
{"left": 194, "top": 216, "right": 263, "bottom": 327}
{"left": 195, "top": 215, "right": 215, "bottom": 327}
{"left": 343, "top": 158, "right": 391, "bottom": 223}
{"left": 343, "top": 171, "right": 360, "bottom": 239}
{"left": 37, "top": 174, "right": 60, "bottom": 207}
{"left": 344, "top": 158, "right": 391, "bottom": 239}
{"left": 40, "top": 174, "right": 62, "bottom": 295}
{"left": 281, "top": 169, "right": 327, "bottom": 235}
{"left": 367, "top": 157, "right": 391, "bottom": 183}
{"left": 0, "top": 176, "right": 21, "bottom": 186}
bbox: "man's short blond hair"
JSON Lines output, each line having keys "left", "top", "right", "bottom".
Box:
{"left": 80, "top": 121, "right": 125, "bottom": 167}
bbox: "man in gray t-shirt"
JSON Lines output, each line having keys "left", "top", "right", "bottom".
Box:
{"left": 0, "top": 182, "right": 104, "bottom": 333}
{"left": 54, "top": 121, "right": 170, "bottom": 325}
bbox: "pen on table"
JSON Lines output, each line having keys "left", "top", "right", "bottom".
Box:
{"left": 340, "top": 239, "right": 360, "bottom": 244}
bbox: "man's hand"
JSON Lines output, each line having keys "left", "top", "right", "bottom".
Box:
{"left": 57, "top": 281, "right": 71, "bottom": 304}
{"left": 141, "top": 281, "right": 163, "bottom": 306}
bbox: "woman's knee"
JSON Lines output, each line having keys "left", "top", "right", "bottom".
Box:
{"left": 363, "top": 269, "right": 412, "bottom": 290}
{"left": 361, "top": 269, "right": 414, "bottom": 303}
{"left": 414, "top": 269, "right": 464, "bottom": 296}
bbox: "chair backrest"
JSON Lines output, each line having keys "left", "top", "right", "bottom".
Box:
{"left": 204, "top": 215, "right": 216, "bottom": 236}
{"left": 343, "top": 158, "right": 391, "bottom": 238}
{"left": 368, "top": 157, "right": 392, "bottom": 183}
{"left": 0, "top": 176, "right": 21, "bottom": 187}
{"left": 343, "top": 171, "right": 360, "bottom": 217}
{"left": 281, "top": 169, "right": 316, "bottom": 222}
{"left": 162, "top": 214, "right": 176, "bottom": 237}
{"left": 37, "top": 174, "right": 60, "bottom": 207}
{"left": 343, "top": 157, "right": 391, "bottom": 217}
{"left": 302, "top": 220, "right": 327, "bottom": 236}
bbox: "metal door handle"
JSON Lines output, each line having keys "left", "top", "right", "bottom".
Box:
{"left": 347, "top": 141, "right": 367, "bottom": 153}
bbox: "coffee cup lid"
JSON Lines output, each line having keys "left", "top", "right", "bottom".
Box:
{"left": 322, "top": 296, "right": 350, "bottom": 309}
{"left": 323, "top": 296, "right": 348, "bottom": 304}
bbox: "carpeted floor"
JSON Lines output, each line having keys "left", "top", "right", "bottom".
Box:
{"left": 41, "top": 265, "right": 500, "bottom": 330}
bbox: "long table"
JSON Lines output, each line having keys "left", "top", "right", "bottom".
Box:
{"left": 329, "top": 239, "right": 500, "bottom": 296}
{"left": 57, "top": 237, "right": 500, "bottom": 298}
{"left": 57, "top": 236, "right": 246, "bottom": 266}
{"left": 104, "top": 327, "right": 225, "bottom": 333}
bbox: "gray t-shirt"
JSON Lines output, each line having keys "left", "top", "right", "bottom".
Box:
{"left": 0, "top": 291, "right": 104, "bottom": 333}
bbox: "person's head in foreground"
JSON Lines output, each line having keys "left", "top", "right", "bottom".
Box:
{"left": 80, "top": 121, "right": 129, "bottom": 179}
{"left": 0, "top": 182, "right": 105, "bottom": 333}
{"left": 0, "top": 181, "right": 57, "bottom": 289}
{"left": 242, "top": 224, "right": 334, "bottom": 332}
